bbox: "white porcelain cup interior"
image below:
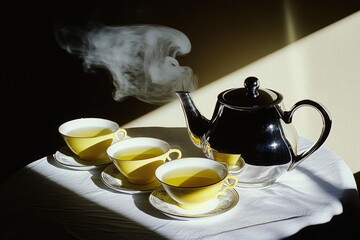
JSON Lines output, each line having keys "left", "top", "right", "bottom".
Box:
{"left": 107, "top": 137, "right": 178, "bottom": 159}
{"left": 156, "top": 157, "right": 228, "bottom": 184}
{"left": 59, "top": 118, "right": 122, "bottom": 138}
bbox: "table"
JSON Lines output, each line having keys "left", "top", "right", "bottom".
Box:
{"left": 1, "top": 127, "right": 359, "bottom": 240}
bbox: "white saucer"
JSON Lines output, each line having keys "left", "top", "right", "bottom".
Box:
{"left": 149, "top": 187, "right": 239, "bottom": 220}
{"left": 53, "top": 146, "right": 112, "bottom": 170}
{"left": 227, "top": 159, "right": 245, "bottom": 174}
{"left": 101, "top": 164, "right": 161, "bottom": 194}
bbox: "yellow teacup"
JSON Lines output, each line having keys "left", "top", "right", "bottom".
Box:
{"left": 107, "top": 137, "right": 182, "bottom": 185}
{"left": 59, "top": 118, "right": 127, "bottom": 161}
{"left": 155, "top": 157, "right": 238, "bottom": 210}
{"left": 212, "top": 151, "right": 245, "bottom": 171}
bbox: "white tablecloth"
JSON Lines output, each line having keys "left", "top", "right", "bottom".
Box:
{"left": 0, "top": 127, "right": 358, "bottom": 240}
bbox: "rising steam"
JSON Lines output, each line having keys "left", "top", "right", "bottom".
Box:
{"left": 55, "top": 24, "right": 198, "bottom": 104}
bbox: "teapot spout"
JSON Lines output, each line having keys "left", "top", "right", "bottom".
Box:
{"left": 175, "top": 91, "right": 209, "bottom": 148}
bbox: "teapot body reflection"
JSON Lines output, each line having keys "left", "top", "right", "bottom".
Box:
{"left": 176, "top": 77, "right": 332, "bottom": 188}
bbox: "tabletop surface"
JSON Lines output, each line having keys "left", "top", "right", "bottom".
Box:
{"left": 0, "top": 127, "right": 359, "bottom": 240}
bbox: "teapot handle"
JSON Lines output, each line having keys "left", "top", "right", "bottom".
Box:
{"left": 282, "top": 99, "right": 332, "bottom": 171}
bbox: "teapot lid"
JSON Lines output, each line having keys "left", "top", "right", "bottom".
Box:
{"left": 219, "top": 76, "right": 283, "bottom": 109}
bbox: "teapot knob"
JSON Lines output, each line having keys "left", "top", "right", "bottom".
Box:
{"left": 244, "top": 76, "right": 259, "bottom": 98}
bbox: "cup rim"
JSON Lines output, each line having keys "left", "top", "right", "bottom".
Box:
{"left": 106, "top": 137, "right": 171, "bottom": 162}
{"left": 59, "top": 117, "right": 120, "bottom": 138}
{"left": 155, "top": 157, "right": 228, "bottom": 189}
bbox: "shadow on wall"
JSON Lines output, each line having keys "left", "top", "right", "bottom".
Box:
{"left": 355, "top": 172, "right": 360, "bottom": 197}
{"left": 2, "top": 0, "right": 359, "bottom": 182}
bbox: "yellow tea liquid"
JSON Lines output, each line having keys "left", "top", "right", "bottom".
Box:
{"left": 163, "top": 168, "right": 221, "bottom": 187}
{"left": 67, "top": 127, "right": 113, "bottom": 138}
{"left": 114, "top": 147, "right": 164, "bottom": 160}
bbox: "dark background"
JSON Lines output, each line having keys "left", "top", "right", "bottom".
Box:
{"left": 2, "top": 0, "right": 360, "bottom": 183}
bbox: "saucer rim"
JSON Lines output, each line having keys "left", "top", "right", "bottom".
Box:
{"left": 54, "top": 146, "right": 112, "bottom": 170}
{"left": 101, "top": 164, "right": 161, "bottom": 194}
{"left": 149, "top": 186, "right": 239, "bottom": 220}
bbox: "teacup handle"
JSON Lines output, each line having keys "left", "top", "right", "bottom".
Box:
{"left": 115, "top": 128, "right": 127, "bottom": 141}
{"left": 219, "top": 174, "right": 238, "bottom": 195}
{"left": 166, "top": 149, "right": 182, "bottom": 161}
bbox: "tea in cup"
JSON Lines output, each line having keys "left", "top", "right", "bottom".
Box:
{"left": 59, "top": 118, "right": 127, "bottom": 161}
{"left": 155, "top": 157, "right": 238, "bottom": 210}
{"left": 107, "top": 137, "right": 182, "bottom": 185}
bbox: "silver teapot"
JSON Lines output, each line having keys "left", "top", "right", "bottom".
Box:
{"left": 176, "top": 76, "right": 332, "bottom": 187}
